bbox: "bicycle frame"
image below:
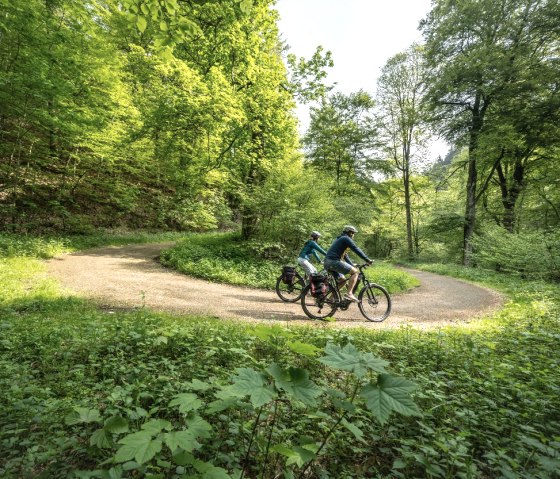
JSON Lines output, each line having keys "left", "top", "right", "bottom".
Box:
{"left": 300, "top": 262, "right": 391, "bottom": 322}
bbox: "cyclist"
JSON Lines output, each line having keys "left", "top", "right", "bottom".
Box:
{"left": 297, "top": 231, "right": 327, "bottom": 276}
{"left": 324, "top": 225, "right": 372, "bottom": 302}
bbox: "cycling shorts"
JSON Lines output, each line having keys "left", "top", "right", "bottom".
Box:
{"left": 323, "top": 258, "right": 353, "bottom": 276}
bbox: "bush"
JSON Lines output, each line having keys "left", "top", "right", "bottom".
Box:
{"left": 472, "top": 226, "right": 560, "bottom": 280}
{"left": 160, "top": 232, "right": 418, "bottom": 293}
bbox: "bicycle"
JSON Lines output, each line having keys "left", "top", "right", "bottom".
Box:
{"left": 300, "top": 263, "right": 391, "bottom": 322}
{"left": 275, "top": 265, "right": 308, "bottom": 302}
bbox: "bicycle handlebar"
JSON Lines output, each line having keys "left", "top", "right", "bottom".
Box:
{"left": 356, "top": 262, "right": 373, "bottom": 269}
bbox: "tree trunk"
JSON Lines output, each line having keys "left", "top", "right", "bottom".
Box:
{"left": 463, "top": 104, "right": 483, "bottom": 266}
{"left": 496, "top": 159, "right": 525, "bottom": 233}
{"left": 403, "top": 168, "right": 414, "bottom": 260}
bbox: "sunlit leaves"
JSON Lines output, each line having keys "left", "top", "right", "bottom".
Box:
{"left": 287, "top": 340, "right": 321, "bottom": 357}
{"left": 136, "top": 16, "right": 147, "bottom": 33}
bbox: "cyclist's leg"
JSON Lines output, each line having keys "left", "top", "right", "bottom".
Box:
{"left": 324, "top": 259, "right": 357, "bottom": 300}
{"left": 346, "top": 268, "right": 359, "bottom": 295}
{"left": 297, "top": 257, "right": 317, "bottom": 276}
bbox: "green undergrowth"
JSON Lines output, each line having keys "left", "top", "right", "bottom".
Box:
{"left": 1, "top": 235, "right": 559, "bottom": 478}
{"left": 160, "top": 232, "right": 418, "bottom": 293}
{"left": 0, "top": 231, "right": 186, "bottom": 259}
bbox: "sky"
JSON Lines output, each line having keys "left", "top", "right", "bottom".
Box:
{"left": 274, "top": 0, "right": 449, "bottom": 159}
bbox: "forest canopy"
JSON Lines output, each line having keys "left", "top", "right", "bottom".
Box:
{"left": 1, "top": 0, "right": 559, "bottom": 272}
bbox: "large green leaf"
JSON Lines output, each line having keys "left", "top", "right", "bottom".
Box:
{"left": 169, "top": 393, "right": 202, "bottom": 414}
{"left": 115, "top": 431, "right": 162, "bottom": 464}
{"left": 229, "top": 367, "right": 276, "bottom": 407}
{"left": 141, "top": 419, "right": 172, "bottom": 434}
{"left": 341, "top": 418, "right": 366, "bottom": 443}
{"left": 184, "top": 379, "right": 213, "bottom": 392}
{"left": 90, "top": 428, "right": 111, "bottom": 449}
{"left": 361, "top": 374, "right": 421, "bottom": 424}
{"left": 192, "top": 459, "right": 232, "bottom": 478}
{"left": 271, "top": 444, "right": 315, "bottom": 467}
{"left": 104, "top": 415, "right": 129, "bottom": 434}
{"left": 65, "top": 407, "right": 102, "bottom": 425}
{"left": 164, "top": 430, "right": 199, "bottom": 453}
{"left": 186, "top": 414, "right": 212, "bottom": 439}
{"left": 206, "top": 397, "right": 239, "bottom": 414}
{"left": 136, "top": 15, "right": 147, "bottom": 33}
{"left": 267, "top": 364, "right": 322, "bottom": 406}
{"left": 287, "top": 340, "right": 320, "bottom": 357}
{"left": 318, "top": 343, "right": 388, "bottom": 378}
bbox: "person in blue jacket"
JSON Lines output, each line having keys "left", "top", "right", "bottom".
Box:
{"left": 324, "top": 225, "right": 372, "bottom": 302}
{"left": 297, "top": 231, "right": 327, "bottom": 276}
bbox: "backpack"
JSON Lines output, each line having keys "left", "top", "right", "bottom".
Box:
{"left": 310, "top": 273, "right": 328, "bottom": 298}
{"left": 281, "top": 266, "right": 297, "bottom": 285}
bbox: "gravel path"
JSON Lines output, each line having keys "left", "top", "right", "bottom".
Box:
{"left": 46, "top": 242, "right": 503, "bottom": 329}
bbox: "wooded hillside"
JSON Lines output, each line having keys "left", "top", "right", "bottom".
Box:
{"left": 1, "top": 0, "right": 559, "bottom": 271}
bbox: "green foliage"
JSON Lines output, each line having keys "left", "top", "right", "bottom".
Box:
{"left": 1, "top": 235, "right": 560, "bottom": 478}
{"left": 0, "top": 0, "right": 307, "bottom": 236}
{"left": 160, "top": 232, "right": 418, "bottom": 293}
{"left": 472, "top": 226, "right": 560, "bottom": 280}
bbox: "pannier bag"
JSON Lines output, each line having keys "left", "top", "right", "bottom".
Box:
{"left": 310, "top": 273, "right": 328, "bottom": 297}
{"left": 282, "top": 266, "right": 297, "bottom": 285}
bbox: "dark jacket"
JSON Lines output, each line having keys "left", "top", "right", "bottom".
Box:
{"left": 325, "top": 234, "right": 371, "bottom": 265}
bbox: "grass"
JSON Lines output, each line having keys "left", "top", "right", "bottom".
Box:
{"left": 1, "top": 232, "right": 559, "bottom": 478}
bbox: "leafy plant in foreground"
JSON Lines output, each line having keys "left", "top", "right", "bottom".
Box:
{"left": 73, "top": 342, "right": 420, "bottom": 478}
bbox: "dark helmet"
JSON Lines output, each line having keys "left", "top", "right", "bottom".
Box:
{"left": 342, "top": 225, "right": 358, "bottom": 234}
{"left": 310, "top": 231, "right": 321, "bottom": 239}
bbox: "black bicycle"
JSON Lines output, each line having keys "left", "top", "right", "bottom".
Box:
{"left": 300, "top": 263, "right": 391, "bottom": 322}
{"left": 275, "top": 265, "right": 308, "bottom": 302}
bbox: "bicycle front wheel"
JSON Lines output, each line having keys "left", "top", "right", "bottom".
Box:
{"left": 275, "top": 274, "right": 305, "bottom": 302}
{"left": 358, "top": 284, "right": 391, "bottom": 322}
{"left": 301, "top": 284, "right": 339, "bottom": 320}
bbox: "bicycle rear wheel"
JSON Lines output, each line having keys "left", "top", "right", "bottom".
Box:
{"left": 358, "top": 283, "right": 391, "bottom": 322}
{"left": 275, "top": 274, "right": 305, "bottom": 302}
{"left": 301, "top": 284, "right": 339, "bottom": 320}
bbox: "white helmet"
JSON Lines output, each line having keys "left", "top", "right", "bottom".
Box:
{"left": 342, "top": 225, "right": 358, "bottom": 234}
{"left": 310, "top": 231, "right": 321, "bottom": 239}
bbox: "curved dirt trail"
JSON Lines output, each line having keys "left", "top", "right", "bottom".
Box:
{"left": 46, "top": 242, "right": 503, "bottom": 329}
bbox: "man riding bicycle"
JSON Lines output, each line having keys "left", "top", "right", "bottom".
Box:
{"left": 297, "top": 231, "right": 327, "bottom": 276}
{"left": 323, "top": 225, "right": 373, "bottom": 302}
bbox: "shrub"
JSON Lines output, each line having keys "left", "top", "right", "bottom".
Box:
{"left": 472, "top": 226, "right": 560, "bottom": 280}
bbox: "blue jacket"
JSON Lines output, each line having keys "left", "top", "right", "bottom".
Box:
{"left": 298, "top": 240, "right": 327, "bottom": 262}
{"left": 325, "top": 234, "right": 371, "bottom": 265}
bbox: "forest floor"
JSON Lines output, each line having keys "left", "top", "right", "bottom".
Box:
{"left": 46, "top": 242, "right": 503, "bottom": 329}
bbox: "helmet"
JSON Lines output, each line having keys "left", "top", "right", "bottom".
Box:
{"left": 310, "top": 231, "right": 321, "bottom": 239}
{"left": 342, "top": 225, "right": 358, "bottom": 234}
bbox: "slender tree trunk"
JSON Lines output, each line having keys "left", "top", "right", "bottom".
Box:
{"left": 241, "top": 159, "right": 257, "bottom": 240}
{"left": 463, "top": 93, "right": 485, "bottom": 266}
{"left": 403, "top": 167, "right": 414, "bottom": 260}
{"left": 463, "top": 137, "right": 479, "bottom": 264}
{"left": 241, "top": 128, "right": 265, "bottom": 239}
